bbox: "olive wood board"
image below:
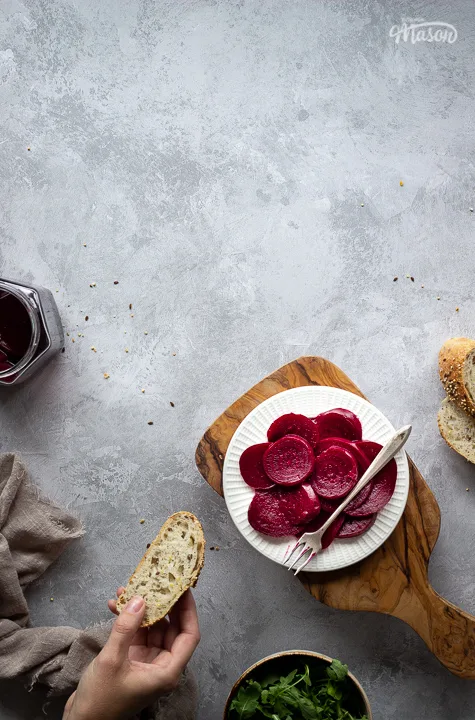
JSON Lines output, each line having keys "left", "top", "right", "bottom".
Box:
{"left": 195, "top": 356, "right": 475, "bottom": 678}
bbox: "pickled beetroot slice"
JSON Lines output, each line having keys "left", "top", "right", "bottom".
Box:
{"left": 337, "top": 515, "right": 375, "bottom": 538}
{"left": 267, "top": 413, "right": 319, "bottom": 447}
{"left": 312, "top": 446, "right": 358, "bottom": 499}
{"left": 315, "top": 438, "right": 369, "bottom": 473}
{"left": 312, "top": 408, "right": 362, "bottom": 442}
{"left": 298, "top": 511, "right": 344, "bottom": 549}
{"left": 248, "top": 485, "right": 320, "bottom": 537}
{"left": 284, "top": 482, "right": 321, "bottom": 524}
{"left": 345, "top": 441, "right": 397, "bottom": 516}
{"left": 319, "top": 496, "right": 340, "bottom": 513}
{"left": 316, "top": 438, "right": 373, "bottom": 506}
{"left": 263, "top": 434, "right": 314, "bottom": 486}
{"left": 239, "top": 443, "right": 274, "bottom": 489}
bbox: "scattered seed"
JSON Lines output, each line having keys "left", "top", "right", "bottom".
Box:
{"left": 147, "top": 420, "right": 154, "bottom": 425}
{"left": 172, "top": 352, "right": 176, "bottom": 356}
{"left": 146, "top": 543, "right": 151, "bottom": 548}
{"left": 89, "top": 282, "right": 96, "bottom": 287}
{"left": 466, "top": 488, "right": 470, "bottom": 492}
{"left": 83, "top": 243, "right": 87, "bottom": 247}
{"left": 50, "top": 597, "right": 54, "bottom": 602}
{"left": 113, "top": 280, "right": 119, "bottom": 285}
{"left": 130, "top": 313, "right": 134, "bottom": 317}
{"left": 71, "top": 338, "right": 75, "bottom": 343}
{"left": 144, "top": 331, "right": 148, "bottom": 335}
{"left": 85, "top": 315, "right": 89, "bottom": 321}
{"left": 125, "top": 348, "right": 129, "bottom": 353}
{"left": 437, "top": 296, "right": 440, "bottom": 300}
{"left": 170, "top": 401, "right": 175, "bottom": 407}
{"left": 210, "top": 546, "right": 215, "bottom": 551}
{"left": 410, "top": 277, "right": 414, "bottom": 282}
{"left": 141, "top": 389, "right": 145, "bottom": 393}
{"left": 129, "top": 303, "right": 132, "bottom": 310}
{"left": 140, "top": 519, "right": 145, "bottom": 524}
{"left": 215, "top": 546, "right": 220, "bottom": 551}
{"left": 66, "top": 332, "right": 70, "bottom": 337}
{"left": 393, "top": 277, "right": 398, "bottom": 282}
{"left": 27, "top": 147, "right": 31, "bottom": 151}
{"left": 91, "top": 346, "right": 96, "bottom": 352}
{"left": 456, "top": 307, "right": 459, "bottom": 312}
{"left": 104, "top": 373, "right": 110, "bottom": 379}
{"left": 61, "top": 348, "right": 65, "bottom": 353}
{"left": 421, "top": 285, "right": 424, "bottom": 288}
{"left": 56, "top": 289, "right": 59, "bottom": 293}
{"left": 360, "top": 203, "right": 364, "bottom": 207}
{"left": 470, "top": 208, "right": 473, "bottom": 213}
{"left": 400, "top": 180, "right": 404, "bottom": 186}
{"left": 218, "top": 453, "right": 223, "bottom": 460}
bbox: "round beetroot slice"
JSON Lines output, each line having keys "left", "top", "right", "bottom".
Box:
{"left": 345, "top": 441, "right": 397, "bottom": 516}
{"left": 319, "top": 496, "right": 340, "bottom": 513}
{"left": 315, "top": 438, "right": 369, "bottom": 473}
{"left": 248, "top": 486, "right": 317, "bottom": 537}
{"left": 312, "top": 408, "right": 363, "bottom": 442}
{"left": 337, "top": 515, "right": 375, "bottom": 538}
{"left": 284, "top": 482, "right": 321, "bottom": 524}
{"left": 262, "top": 434, "right": 314, "bottom": 486}
{"left": 312, "top": 446, "right": 358, "bottom": 499}
{"left": 267, "top": 413, "right": 319, "bottom": 447}
{"left": 239, "top": 443, "right": 274, "bottom": 489}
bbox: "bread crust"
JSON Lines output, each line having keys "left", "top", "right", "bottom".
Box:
{"left": 117, "top": 511, "right": 205, "bottom": 627}
{"left": 439, "top": 338, "right": 475, "bottom": 417}
{"left": 437, "top": 397, "right": 475, "bottom": 464}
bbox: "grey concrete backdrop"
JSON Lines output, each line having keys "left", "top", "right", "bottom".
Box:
{"left": 1, "top": 0, "right": 475, "bottom": 718}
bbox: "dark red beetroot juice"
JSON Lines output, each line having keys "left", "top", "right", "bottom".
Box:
{"left": 0, "top": 290, "right": 33, "bottom": 371}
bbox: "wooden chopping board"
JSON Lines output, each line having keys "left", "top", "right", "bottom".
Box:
{"left": 195, "top": 356, "right": 475, "bottom": 678}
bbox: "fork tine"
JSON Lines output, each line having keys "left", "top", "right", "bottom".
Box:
{"left": 287, "top": 543, "right": 311, "bottom": 571}
{"left": 294, "top": 551, "right": 316, "bottom": 576}
{"left": 283, "top": 538, "right": 301, "bottom": 562}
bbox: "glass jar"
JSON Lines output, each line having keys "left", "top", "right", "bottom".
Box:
{"left": 0, "top": 277, "right": 64, "bottom": 386}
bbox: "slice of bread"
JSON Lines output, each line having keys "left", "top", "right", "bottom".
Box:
{"left": 117, "top": 512, "right": 205, "bottom": 627}
{"left": 438, "top": 397, "right": 475, "bottom": 464}
{"left": 439, "top": 337, "right": 475, "bottom": 417}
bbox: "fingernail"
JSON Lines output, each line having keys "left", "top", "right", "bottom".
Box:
{"left": 125, "top": 596, "right": 144, "bottom": 613}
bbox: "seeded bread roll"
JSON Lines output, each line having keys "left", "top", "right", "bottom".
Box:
{"left": 438, "top": 397, "right": 475, "bottom": 464}
{"left": 439, "top": 338, "right": 475, "bottom": 417}
{"left": 117, "top": 512, "right": 205, "bottom": 627}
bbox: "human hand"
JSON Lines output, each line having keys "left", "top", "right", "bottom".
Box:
{"left": 63, "top": 587, "right": 200, "bottom": 720}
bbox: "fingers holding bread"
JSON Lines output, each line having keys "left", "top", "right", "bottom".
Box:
{"left": 116, "top": 512, "right": 205, "bottom": 628}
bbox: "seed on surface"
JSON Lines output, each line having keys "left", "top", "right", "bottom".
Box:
{"left": 147, "top": 420, "right": 153, "bottom": 425}
{"left": 83, "top": 243, "right": 87, "bottom": 247}
{"left": 410, "top": 277, "right": 414, "bottom": 282}
{"left": 360, "top": 203, "right": 364, "bottom": 207}
{"left": 125, "top": 348, "right": 129, "bottom": 353}
{"left": 170, "top": 401, "right": 175, "bottom": 407}
{"left": 89, "top": 282, "right": 96, "bottom": 287}
{"left": 91, "top": 346, "right": 96, "bottom": 352}
{"left": 113, "top": 280, "right": 119, "bottom": 285}
{"left": 140, "top": 519, "right": 145, "bottom": 524}
{"left": 393, "top": 277, "right": 398, "bottom": 282}
{"left": 71, "top": 338, "right": 75, "bottom": 343}
{"left": 456, "top": 307, "right": 459, "bottom": 312}
{"left": 400, "top": 180, "right": 404, "bottom": 186}
{"left": 437, "top": 296, "right": 440, "bottom": 300}
{"left": 85, "top": 315, "right": 89, "bottom": 321}
{"left": 104, "top": 372, "right": 110, "bottom": 379}
{"left": 141, "top": 388, "right": 145, "bottom": 393}
{"left": 144, "top": 331, "right": 148, "bottom": 335}
{"left": 129, "top": 303, "right": 132, "bottom": 310}
{"left": 130, "top": 314, "right": 134, "bottom": 317}
{"left": 50, "top": 597, "right": 54, "bottom": 602}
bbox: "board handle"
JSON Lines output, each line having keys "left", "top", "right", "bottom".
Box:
{"left": 393, "top": 582, "right": 475, "bottom": 678}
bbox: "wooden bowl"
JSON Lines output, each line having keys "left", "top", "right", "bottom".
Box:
{"left": 223, "top": 650, "right": 372, "bottom": 719}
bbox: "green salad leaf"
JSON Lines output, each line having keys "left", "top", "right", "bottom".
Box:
{"left": 228, "top": 659, "right": 368, "bottom": 720}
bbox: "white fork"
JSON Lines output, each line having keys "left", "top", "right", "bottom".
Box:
{"left": 284, "top": 424, "right": 412, "bottom": 576}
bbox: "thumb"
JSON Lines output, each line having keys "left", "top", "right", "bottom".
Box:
{"left": 104, "top": 596, "right": 145, "bottom": 662}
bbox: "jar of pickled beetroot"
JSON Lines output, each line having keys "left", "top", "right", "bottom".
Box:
{"left": 0, "top": 278, "right": 64, "bottom": 385}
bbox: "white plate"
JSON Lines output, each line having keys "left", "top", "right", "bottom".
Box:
{"left": 223, "top": 386, "right": 409, "bottom": 572}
